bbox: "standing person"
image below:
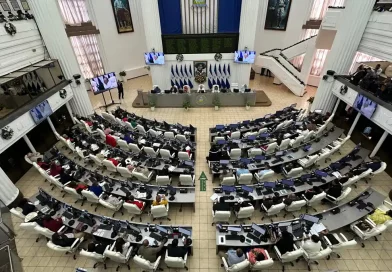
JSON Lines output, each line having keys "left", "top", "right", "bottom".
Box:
{"left": 117, "top": 80, "right": 124, "bottom": 100}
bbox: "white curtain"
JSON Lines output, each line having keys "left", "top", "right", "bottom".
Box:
{"left": 58, "top": 0, "right": 90, "bottom": 25}
{"left": 290, "top": 29, "right": 320, "bottom": 69}
{"left": 70, "top": 35, "right": 104, "bottom": 79}
{"left": 181, "top": 0, "right": 218, "bottom": 34}
{"left": 310, "top": 0, "right": 345, "bottom": 20}
{"left": 349, "top": 52, "right": 382, "bottom": 74}
{"left": 310, "top": 49, "right": 329, "bottom": 76}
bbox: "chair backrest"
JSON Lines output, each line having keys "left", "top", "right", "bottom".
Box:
{"left": 257, "top": 170, "right": 275, "bottom": 182}
{"left": 164, "top": 132, "right": 175, "bottom": 140}
{"left": 275, "top": 122, "right": 285, "bottom": 131}
{"left": 123, "top": 202, "right": 143, "bottom": 215}
{"left": 226, "top": 259, "right": 250, "bottom": 272}
{"left": 102, "top": 112, "right": 116, "bottom": 123}
{"left": 117, "top": 166, "right": 133, "bottom": 178}
{"left": 329, "top": 144, "right": 341, "bottom": 154}
{"left": 231, "top": 131, "right": 241, "bottom": 139}
{"left": 280, "top": 248, "right": 304, "bottom": 262}
{"left": 176, "top": 134, "right": 187, "bottom": 142}
{"left": 144, "top": 147, "right": 157, "bottom": 157}
{"left": 291, "top": 135, "right": 304, "bottom": 148}
{"left": 83, "top": 121, "right": 93, "bottom": 133}
{"left": 250, "top": 253, "right": 274, "bottom": 270}
{"left": 303, "top": 131, "right": 315, "bottom": 142}
{"left": 47, "top": 240, "right": 71, "bottom": 252}
{"left": 343, "top": 175, "right": 360, "bottom": 187}
{"left": 229, "top": 149, "right": 241, "bottom": 159}
{"left": 104, "top": 249, "right": 127, "bottom": 263}
{"left": 64, "top": 186, "right": 83, "bottom": 199}
{"left": 213, "top": 211, "right": 231, "bottom": 222}
{"left": 160, "top": 149, "right": 172, "bottom": 159}
{"left": 249, "top": 148, "right": 262, "bottom": 157}
{"left": 286, "top": 167, "right": 303, "bottom": 178}
{"left": 103, "top": 159, "right": 117, "bottom": 172}
{"left": 80, "top": 249, "right": 105, "bottom": 261}
{"left": 115, "top": 117, "right": 123, "bottom": 126}
{"left": 179, "top": 175, "right": 194, "bottom": 186}
{"left": 198, "top": 84, "right": 205, "bottom": 92}
{"left": 34, "top": 225, "right": 54, "bottom": 239}
{"left": 267, "top": 203, "right": 286, "bottom": 216}
{"left": 305, "top": 155, "right": 319, "bottom": 167}
{"left": 317, "top": 150, "right": 331, "bottom": 162}
{"left": 137, "top": 124, "right": 147, "bottom": 135}
{"left": 81, "top": 190, "right": 100, "bottom": 203}
{"left": 214, "top": 136, "right": 225, "bottom": 143}
{"left": 20, "top": 222, "right": 37, "bottom": 231}
{"left": 212, "top": 84, "right": 220, "bottom": 92}
{"left": 148, "top": 129, "right": 160, "bottom": 138}
{"left": 97, "top": 128, "right": 106, "bottom": 140}
{"left": 151, "top": 204, "right": 168, "bottom": 218}
{"left": 165, "top": 251, "right": 186, "bottom": 268}
{"left": 133, "top": 255, "right": 156, "bottom": 270}
{"left": 336, "top": 187, "right": 352, "bottom": 202}
{"left": 178, "top": 151, "right": 191, "bottom": 161}
{"left": 286, "top": 200, "right": 307, "bottom": 212}
{"left": 316, "top": 124, "right": 327, "bottom": 137}
{"left": 75, "top": 147, "right": 85, "bottom": 159}
{"left": 279, "top": 139, "right": 290, "bottom": 150}
{"left": 11, "top": 208, "right": 26, "bottom": 220}
{"left": 237, "top": 205, "right": 255, "bottom": 219}
{"left": 221, "top": 176, "right": 236, "bottom": 186}
{"left": 306, "top": 247, "right": 332, "bottom": 261}
{"left": 129, "top": 143, "right": 141, "bottom": 153}
{"left": 238, "top": 173, "right": 253, "bottom": 185}
{"left": 358, "top": 169, "right": 373, "bottom": 180}
{"left": 284, "top": 119, "right": 294, "bottom": 128}
{"left": 132, "top": 171, "right": 149, "bottom": 182}
{"left": 264, "top": 142, "right": 278, "bottom": 154}
{"left": 374, "top": 162, "right": 387, "bottom": 175}
{"left": 308, "top": 192, "right": 327, "bottom": 205}
{"left": 117, "top": 139, "right": 130, "bottom": 151}
{"left": 156, "top": 175, "right": 171, "bottom": 185}
{"left": 67, "top": 140, "right": 76, "bottom": 152}
{"left": 124, "top": 121, "right": 135, "bottom": 131}
{"left": 258, "top": 127, "right": 268, "bottom": 134}
{"left": 89, "top": 154, "right": 103, "bottom": 166}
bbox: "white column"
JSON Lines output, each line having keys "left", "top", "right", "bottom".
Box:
{"left": 66, "top": 102, "right": 76, "bottom": 124}
{"left": 236, "top": 0, "right": 262, "bottom": 87}
{"left": 23, "top": 135, "right": 36, "bottom": 153}
{"left": 47, "top": 117, "right": 58, "bottom": 139}
{"left": 140, "top": 0, "right": 166, "bottom": 89}
{"left": 370, "top": 131, "right": 389, "bottom": 158}
{"left": 348, "top": 111, "right": 361, "bottom": 136}
{"left": 300, "top": 37, "right": 317, "bottom": 85}
{"left": 28, "top": 0, "right": 94, "bottom": 117}
{"left": 312, "top": 0, "right": 376, "bottom": 113}
{"left": 0, "top": 167, "right": 20, "bottom": 206}
{"left": 332, "top": 98, "right": 340, "bottom": 116}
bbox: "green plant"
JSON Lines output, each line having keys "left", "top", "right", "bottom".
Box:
{"left": 149, "top": 96, "right": 157, "bottom": 107}
{"left": 213, "top": 95, "right": 221, "bottom": 107}
{"left": 245, "top": 100, "right": 251, "bottom": 107}
{"left": 183, "top": 97, "right": 191, "bottom": 109}
{"left": 307, "top": 96, "right": 314, "bottom": 103}
{"left": 119, "top": 71, "right": 126, "bottom": 77}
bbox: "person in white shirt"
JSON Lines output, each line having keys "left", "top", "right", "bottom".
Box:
{"left": 301, "top": 234, "right": 322, "bottom": 257}
{"left": 375, "top": 64, "right": 382, "bottom": 76}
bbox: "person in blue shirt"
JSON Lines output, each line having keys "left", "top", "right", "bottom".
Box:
{"left": 89, "top": 182, "right": 103, "bottom": 197}
{"left": 219, "top": 248, "right": 246, "bottom": 266}
{"left": 123, "top": 133, "right": 133, "bottom": 144}
{"left": 236, "top": 168, "right": 250, "bottom": 176}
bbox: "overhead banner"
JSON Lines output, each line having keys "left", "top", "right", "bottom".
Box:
{"left": 193, "top": 0, "right": 207, "bottom": 7}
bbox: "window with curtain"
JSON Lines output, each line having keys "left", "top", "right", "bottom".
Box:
{"left": 310, "top": 49, "right": 329, "bottom": 76}
{"left": 349, "top": 52, "right": 382, "bottom": 74}
{"left": 58, "top": 0, "right": 104, "bottom": 79}
{"left": 309, "top": 0, "right": 345, "bottom": 20}
{"left": 290, "top": 29, "right": 320, "bottom": 70}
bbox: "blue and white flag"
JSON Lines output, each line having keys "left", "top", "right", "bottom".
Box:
{"left": 214, "top": 64, "right": 217, "bottom": 77}
{"left": 171, "top": 79, "right": 175, "bottom": 87}
{"left": 209, "top": 64, "right": 213, "bottom": 77}
{"left": 226, "top": 78, "right": 230, "bottom": 89}
{"left": 218, "top": 64, "right": 222, "bottom": 77}
{"left": 228, "top": 64, "right": 231, "bottom": 76}
{"left": 188, "top": 79, "right": 194, "bottom": 89}
{"left": 184, "top": 65, "right": 188, "bottom": 77}
{"left": 208, "top": 78, "right": 213, "bottom": 89}
{"left": 171, "top": 65, "right": 175, "bottom": 77}
{"left": 189, "top": 64, "right": 192, "bottom": 76}
{"left": 223, "top": 64, "right": 226, "bottom": 77}
{"left": 180, "top": 65, "right": 184, "bottom": 77}
{"left": 212, "top": 78, "right": 216, "bottom": 86}
{"left": 176, "top": 65, "right": 179, "bottom": 78}
{"left": 175, "top": 79, "right": 180, "bottom": 88}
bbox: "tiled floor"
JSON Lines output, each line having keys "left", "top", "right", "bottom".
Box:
{"left": 12, "top": 74, "right": 392, "bottom": 272}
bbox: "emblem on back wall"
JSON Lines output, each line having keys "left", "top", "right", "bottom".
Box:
{"left": 4, "top": 22, "right": 17, "bottom": 35}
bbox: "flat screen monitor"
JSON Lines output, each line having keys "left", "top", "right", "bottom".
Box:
{"left": 241, "top": 185, "right": 254, "bottom": 193}
{"left": 254, "top": 155, "right": 265, "bottom": 161}
{"left": 234, "top": 50, "right": 256, "bottom": 64}
{"left": 30, "top": 100, "right": 52, "bottom": 124}
{"left": 216, "top": 125, "right": 225, "bottom": 130}
{"left": 230, "top": 124, "right": 239, "bottom": 129}
{"left": 264, "top": 182, "right": 276, "bottom": 188}
{"left": 354, "top": 94, "right": 377, "bottom": 119}
{"left": 301, "top": 214, "right": 320, "bottom": 224}
{"left": 220, "top": 160, "right": 230, "bottom": 165}
{"left": 247, "top": 135, "right": 256, "bottom": 141}
{"left": 242, "top": 120, "right": 250, "bottom": 125}
{"left": 178, "top": 227, "right": 191, "bottom": 236}
{"left": 264, "top": 114, "right": 271, "bottom": 119}
{"left": 330, "top": 162, "right": 342, "bottom": 170}
{"left": 144, "top": 52, "right": 165, "bottom": 65}
{"left": 255, "top": 118, "right": 264, "bottom": 123}
{"left": 217, "top": 140, "right": 227, "bottom": 145}
{"left": 156, "top": 225, "right": 168, "bottom": 234}
{"left": 295, "top": 122, "right": 303, "bottom": 126}
{"left": 301, "top": 174, "right": 312, "bottom": 180}
{"left": 240, "top": 158, "right": 251, "bottom": 164}
{"left": 222, "top": 185, "right": 235, "bottom": 192}
{"left": 275, "top": 151, "right": 284, "bottom": 156}
{"left": 91, "top": 72, "right": 118, "bottom": 95}
{"left": 228, "top": 226, "right": 241, "bottom": 232}
{"left": 167, "top": 185, "right": 176, "bottom": 193}
{"left": 315, "top": 170, "right": 328, "bottom": 177}
{"left": 251, "top": 223, "right": 265, "bottom": 235}
{"left": 184, "top": 161, "right": 194, "bottom": 167}
{"left": 259, "top": 133, "right": 269, "bottom": 138}
{"left": 282, "top": 179, "right": 294, "bottom": 187}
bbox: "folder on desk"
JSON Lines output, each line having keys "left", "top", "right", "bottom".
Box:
{"left": 137, "top": 192, "right": 147, "bottom": 198}
{"left": 153, "top": 143, "right": 161, "bottom": 147}
{"left": 168, "top": 166, "right": 176, "bottom": 172}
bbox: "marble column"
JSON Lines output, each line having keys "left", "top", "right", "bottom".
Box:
{"left": 236, "top": 0, "right": 262, "bottom": 87}
{"left": 66, "top": 102, "right": 76, "bottom": 124}
{"left": 0, "top": 167, "right": 20, "bottom": 206}
{"left": 28, "top": 0, "right": 94, "bottom": 117}
{"left": 140, "top": 0, "right": 166, "bottom": 89}
{"left": 370, "top": 131, "right": 388, "bottom": 158}
{"left": 23, "top": 135, "right": 36, "bottom": 153}
{"left": 348, "top": 111, "right": 361, "bottom": 136}
{"left": 312, "top": 0, "right": 376, "bottom": 113}
{"left": 46, "top": 117, "right": 58, "bottom": 139}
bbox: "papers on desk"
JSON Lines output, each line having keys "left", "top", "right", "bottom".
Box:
{"left": 332, "top": 171, "right": 342, "bottom": 179}
{"left": 91, "top": 144, "right": 99, "bottom": 151}
{"left": 153, "top": 143, "right": 161, "bottom": 148}
{"left": 210, "top": 193, "right": 219, "bottom": 202}
{"left": 40, "top": 206, "right": 50, "bottom": 214}
{"left": 137, "top": 192, "right": 147, "bottom": 198}
{"left": 168, "top": 166, "right": 176, "bottom": 172}
{"left": 218, "top": 235, "right": 226, "bottom": 245}
{"left": 93, "top": 228, "right": 106, "bottom": 236}
{"left": 310, "top": 223, "right": 326, "bottom": 236}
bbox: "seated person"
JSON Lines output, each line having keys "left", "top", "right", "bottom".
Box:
{"left": 123, "top": 133, "right": 134, "bottom": 144}
{"left": 262, "top": 195, "right": 282, "bottom": 210}
{"left": 170, "top": 85, "right": 178, "bottom": 93}
{"left": 89, "top": 182, "right": 103, "bottom": 197}
{"left": 365, "top": 161, "right": 382, "bottom": 172}
{"left": 276, "top": 231, "right": 294, "bottom": 255}
{"left": 325, "top": 180, "right": 342, "bottom": 199}
{"left": 107, "top": 157, "right": 119, "bottom": 166}
{"left": 300, "top": 234, "right": 321, "bottom": 257}
{"left": 183, "top": 85, "right": 190, "bottom": 93}
{"left": 106, "top": 134, "right": 117, "bottom": 147}
{"left": 36, "top": 158, "right": 50, "bottom": 170}
{"left": 218, "top": 248, "right": 245, "bottom": 266}
{"left": 304, "top": 186, "right": 323, "bottom": 200}
{"left": 126, "top": 196, "right": 144, "bottom": 210}
{"left": 27, "top": 152, "right": 43, "bottom": 163}
{"left": 138, "top": 238, "right": 167, "bottom": 262}
{"left": 257, "top": 164, "right": 272, "bottom": 177}
{"left": 167, "top": 238, "right": 189, "bottom": 259}
{"left": 41, "top": 215, "right": 63, "bottom": 232}
{"left": 18, "top": 198, "right": 36, "bottom": 216}
{"left": 368, "top": 209, "right": 392, "bottom": 225}
{"left": 67, "top": 181, "right": 88, "bottom": 194}
{"left": 213, "top": 197, "right": 230, "bottom": 213}
{"left": 87, "top": 241, "right": 109, "bottom": 255}
{"left": 152, "top": 195, "right": 168, "bottom": 206}
{"left": 49, "top": 160, "right": 62, "bottom": 176}
{"left": 248, "top": 248, "right": 268, "bottom": 265}
{"left": 219, "top": 169, "right": 233, "bottom": 182}
{"left": 206, "top": 145, "right": 221, "bottom": 162}
{"left": 134, "top": 166, "right": 152, "bottom": 177}
{"left": 115, "top": 237, "right": 131, "bottom": 256}
{"left": 59, "top": 168, "right": 74, "bottom": 185}
{"left": 236, "top": 168, "right": 250, "bottom": 177}
{"left": 51, "top": 231, "right": 85, "bottom": 247}
{"left": 101, "top": 193, "right": 122, "bottom": 206}
{"left": 283, "top": 193, "right": 300, "bottom": 206}
{"left": 337, "top": 172, "right": 355, "bottom": 185}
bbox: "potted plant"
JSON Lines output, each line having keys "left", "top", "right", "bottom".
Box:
{"left": 245, "top": 101, "right": 251, "bottom": 110}
{"left": 119, "top": 71, "right": 126, "bottom": 82}
{"left": 213, "top": 95, "right": 221, "bottom": 111}
{"left": 149, "top": 96, "right": 156, "bottom": 111}
{"left": 307, "top": 96, "right": 314, "bottom": 112}
{"left": 183, "top": 97, "right": 191, "bottom": 111}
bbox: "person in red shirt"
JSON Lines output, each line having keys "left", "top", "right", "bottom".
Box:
{"left": 106, "top": 134, "right": 117, "bottom": 147}
{"left": 86, "top": 121, "right": 93, "bottom": 126}
{"left": 108, "top": 157, "right": 119, "bottom": 166}
{"left": 122, "top": 117, "right": 128, "bottom": 122}
{"left": 126, "top": 196, "right": 144, "bottom": 210}
{"left": 50, "top": 161, "right": 62, "bottom": 176}
{"left": 37, "top": 158, "right": 50, "bottom": 170}
{"left": 42, "top": 215, "right": 63, "bottom": 232}
{"left": 67, "top": 181, "right": 88, "bottom": 194}
{"left": 248, "top": 248, "right": 268, "bottom": 264}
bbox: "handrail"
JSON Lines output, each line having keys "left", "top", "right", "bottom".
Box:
{"left": 261, "top": 55, "right": 305, "bottom": 86}
{"left": 279, "top": 52, "right": 301, "bottom": 73}
{"left": 281, "top": 35, "right": 318, "bottom": 51}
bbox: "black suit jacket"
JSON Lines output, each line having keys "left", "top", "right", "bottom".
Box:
{"left": 167, "top": 246, "right": 188, "bottom": 258}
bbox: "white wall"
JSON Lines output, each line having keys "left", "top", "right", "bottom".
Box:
{"left": 0, "top": 85, "right": 74, "bottom": 154}
{"left": 0, "top": 20, "right": 46, "bottom": 76}
{"left": 89, "top": 0, "right": 148, "bottom": 79}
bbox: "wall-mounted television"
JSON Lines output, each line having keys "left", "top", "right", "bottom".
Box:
{"left": 90, "top": 72, "right": 118, "bottom": 95}
{"left": 353, "top": 93, "right": 378, "bottom": 119}
{"left": 234, "top": 50, "right": 256, "bottom": 64}
{"left": 144, "top": 52, "right": 165, "bottom": 65}
{"left": 30, "top": 100, "right": 52, "bottom": 124}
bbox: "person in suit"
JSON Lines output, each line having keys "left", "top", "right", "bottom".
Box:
{"left": 213, "top": 197, "right": 230, "bottom": 213}
{"left": 138, "top": 238, "right": 167, "bottom": 262}
{"left": 87, "top": 241, "right": 109, "bottom": 255}
{"left": 18, "top": 198, "right": 36, "bottom": 216}
{"left": 304, "top": 186, "right": 323, "bottom": 200}
{"left": 325, "top": 180, "right": 343, "bottom": 200}
{"left": 262, "top": 195, "right": 282, "bottom": 210}
{"left": 283, "top": 193, "right": 300, "bottom": 206}
{"left": 276, "top": 231, "right": 294, "bottom": 255}
{"left": 115, "top": 237, "right": 131, "bottom": 256}
{"left": 167, "top": 239, "right": 189, "bottom": 259}
{"left": 117, "top": 80, "right": 124, "bottom": 100}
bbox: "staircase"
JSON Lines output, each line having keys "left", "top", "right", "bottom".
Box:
{"left": 255, "top": 35, "right": 317, "bottom": 97}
